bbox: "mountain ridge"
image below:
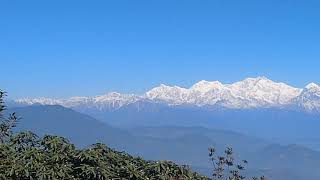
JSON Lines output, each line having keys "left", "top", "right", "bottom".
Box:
{"left": 15, "top": 77, "right": 320, "bottom": 112}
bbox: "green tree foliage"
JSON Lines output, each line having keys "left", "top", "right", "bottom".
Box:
{"left": 0, "top": 132, "right": 208, "bottom": 180}
{"left": 208, "top": 147, "right": 266, "bottom": 180}
{"left": 0, "top": 90, "right": 18, "bottom": 143}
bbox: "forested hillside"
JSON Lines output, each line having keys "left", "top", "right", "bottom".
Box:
{"left": 0, "top": 132, "right": 208, "bottom": 179}
{"left": 0, "top": 91, "right": 207, "bottom": 180}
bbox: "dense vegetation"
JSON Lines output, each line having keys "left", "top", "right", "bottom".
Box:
{"left": 208, "top": 147, "right": 265, "bottom": 180}
{"left": 1, "top": 132, "right": 210, "bottom": 179}
{"left": 0, "top": 91, "right": 264, "bottom": 179}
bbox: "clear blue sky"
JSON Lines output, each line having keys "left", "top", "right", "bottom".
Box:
{"left": 1, "top": 0, "right": 320, "bottom": 98}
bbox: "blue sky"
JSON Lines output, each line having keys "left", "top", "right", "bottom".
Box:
{"left": 1, "top": 0, "right": 320, "bottom": 98}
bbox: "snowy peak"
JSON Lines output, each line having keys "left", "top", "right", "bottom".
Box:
{"left": 235, "top": 76, "right": 269, "bottom": 84}
{"left": 16, "top": 97, "right": 63, "bottom": 105}
{"left": 296, "top": 83, "right": 320, "bottom": 112}
{"left": 191, "top": 80, "right": 223, "bottom": 93}
{"left": 17, "top": 92, "right": 142, "bottom": 111}
{"left": 305, "top": 83, "right": 320, "bottom": 90}
{"left": 300, "top": 83, "right": 320, "bottom": 98}
{"left": 145, "top": 77, "right": 302, "bottom": 108}
{"left": 228, "top": 77, "right": 302, "bottom": 105}
{"left": 230, "top": 77, "right": 293, "bottom": 91}
{"left": 15, "top": 77, "right": 320, "bottom": 112}
{"left": 145, "top": 84, "right": 189, "bottom": 105}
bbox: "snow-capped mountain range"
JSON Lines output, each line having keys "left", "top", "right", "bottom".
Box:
{"left": 15, "top": 77, "right": 320, "bottom": 112}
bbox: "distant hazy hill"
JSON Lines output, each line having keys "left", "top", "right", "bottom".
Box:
{"left": 9, "top": 105, "right": 134, "bottom": 150}
{"left": 9, "top": 105, "right": 320, "bottom": 179}
{"left": 78, "top": 105, "right": 320, "bottom": 145}
{"left": 129, "top": 126, "right": 320, "bottom": 180}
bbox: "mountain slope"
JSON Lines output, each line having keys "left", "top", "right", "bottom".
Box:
{"left": 9, "top": 105, "right": 134, "bottom": 149}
